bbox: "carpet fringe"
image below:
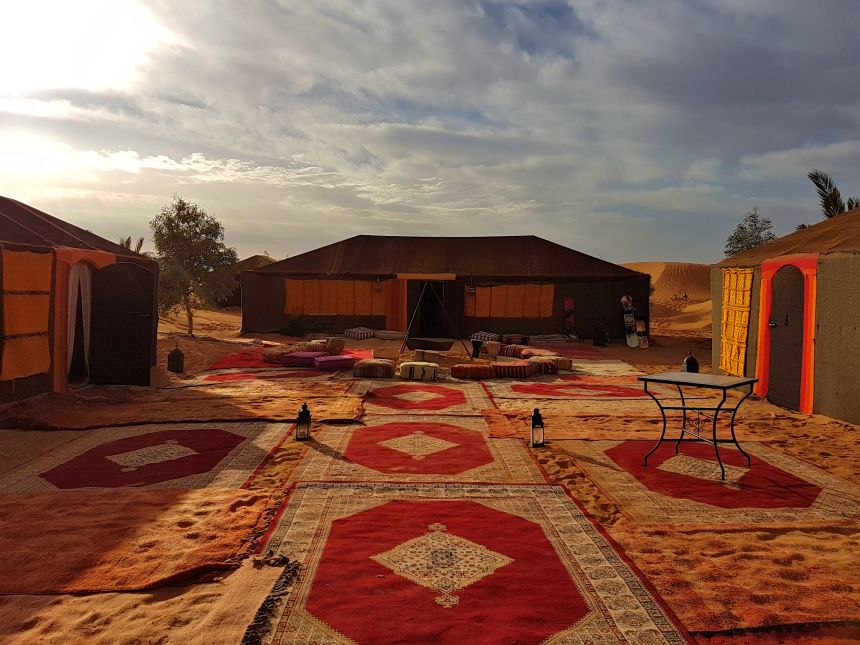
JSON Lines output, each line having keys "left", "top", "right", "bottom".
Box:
{"left": 241, "top": 558, "right": 300, "bottom": 645}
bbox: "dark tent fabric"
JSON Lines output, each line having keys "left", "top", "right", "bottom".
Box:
{"left": 255, "top": 235, "right": 642, "bottom": 281}
{"left": 243, "top": 235, "right": 649, "bottom": 339}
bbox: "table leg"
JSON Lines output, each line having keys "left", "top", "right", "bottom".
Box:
{"left": 674, "top": 384, "right": 687, "bottom": 454}
{"left": 712, "top": 391, "right": 728, "bottom": 480}
{"left": 643, "top": 384, "right": 667, "bottom": 467}
{"left": 729, "top": 386, "right": 753, "bottom": 466}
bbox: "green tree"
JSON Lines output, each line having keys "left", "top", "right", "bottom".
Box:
{"left": 150, "top": 196, "right": 238, "bottom": 336}
{"left": 724, "top": 207, "right": 776, "bottom": 257}
{"left": 118, "top": 235, "right": 144, "bottom": 253}
{"left": 807, "top": 169, "right": 860, "bottom": 219}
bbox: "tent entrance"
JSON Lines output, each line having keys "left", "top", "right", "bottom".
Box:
{"left": 67, "top": 262, "right": 92, "bottom": 387}
{"left": 90, "top": 262, "right": 155, "bottom": 386}
{"left": 767, "top": 265, "right": 804, "bottom": 410}
{"left": 418, "top": 281, "right": 446, "bottom": 337}
{"left": 68, "top": 290, "right": 89, "bottom": 386}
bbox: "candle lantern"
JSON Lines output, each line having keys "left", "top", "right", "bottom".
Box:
{"left": 682, "top": 349, "right": 699, "bottom": 373}
{"left": 295, "top": 403, "right": 312, "bottom": 441}
{"left": 530, "top": 408, "right": 545, "bottom": 448}
{"left": 167, "top": 343, "right": 184, "bottom": 373}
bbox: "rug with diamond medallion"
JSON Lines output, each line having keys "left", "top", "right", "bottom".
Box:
{"left": 354, "top": 381, "right": 492, "bottom": 416}
{"left": 252, "top": 482, "right": 690, "bottom": 644}
{"left": 288, "top": 415, "right": 545, "bottom": 483}
{"left": 563, "top": 440, "right": 860, "bottom": 524}
{"left": 0, "top": 422, "right": 292, "bottom": 493}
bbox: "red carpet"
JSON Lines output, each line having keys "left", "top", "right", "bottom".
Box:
{"left": 366, "top": 383, "right": 468, "bottom": 411}
{"left": 343, "top": 348, "right": 373, "bottom": 360}
{"left": 257, "top": 483, "right": 690, "bottom": 644}
{"left": 562, "top": 440, "right": 860, "bottom": 524}
{"left": 209, "top": 347, "right": 269, "bottom": 369}
{"left": 202, "top": 368, "right": 327, "bottom": 382}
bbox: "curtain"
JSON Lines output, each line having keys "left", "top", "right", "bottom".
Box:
{"left": 66, "top": 262, "right": 93, "bottom": 373}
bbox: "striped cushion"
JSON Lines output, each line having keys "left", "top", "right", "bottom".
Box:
{"left": 526, "top": 357, "right": 558, "bottom": 375}
{"left": 471, "top": 331, "right": 501, "bottom": 342}
{"left": 492, "top": 361, "right": 536, "bottom": 379}
{"left": 399, "top": 361, "right": 440, "bottom": 381}
{"left": 353, "top": 359, "right": 396, "bottom": 378}
{"left": 308, "top": 339, "right": 327, "bottom": 352}
{"left": 451, "top": 363, "right": 494, "bottom": 380}
{"left": 325, "top": 337, "right": 346, "bottom": 355}
{"left": 500, "top": 344, "right": 530, "bottom": 358}
{"left": 345, "top": 327, "right": 375, "bottom": 340}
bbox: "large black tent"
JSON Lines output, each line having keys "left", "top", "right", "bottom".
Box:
{"left": 242, "top": 235, "right": 648, "bottom": 339}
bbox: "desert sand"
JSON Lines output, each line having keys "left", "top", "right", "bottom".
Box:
{"left": 0, "top": 301, "right": 857, "bottom": 644}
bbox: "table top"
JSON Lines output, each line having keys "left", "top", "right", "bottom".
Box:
{"left": 638, "top": 371, "right": 758, "bottom": 390}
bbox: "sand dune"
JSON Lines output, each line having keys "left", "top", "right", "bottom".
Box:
{"left": 625, "top": 261, "right": 713, "bottom": 337}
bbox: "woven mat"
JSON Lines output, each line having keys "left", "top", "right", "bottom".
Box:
{"left": 353, "top": 380, "right": 492, "bottom": 416}
{"left": 288, "top": 415, "right": 545, "bottom": 484}
{"left": 253, "top": 482, "right": 689, "bottom": 644}
{"left": 0, "top": 422, "right": 291, "bottom": 493}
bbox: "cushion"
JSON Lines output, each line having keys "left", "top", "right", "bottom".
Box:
{"left": 500, "top": 344, "right": 530, "bottom": 358}
{"left": 451, "top": 363, "right": 494, "bottom": 380}
{"left": 353, "top": 359, "right": 396, "bottom": 378}
{"left": 307, "top": 339, "right": 327, "bottom": 352}
{"left": 313, "top": 355, "right": 357, "bottom": 371}
{"left": 399, "top": 361, "right": 440, "bottom": 381}
{"left": 520, "top": 348, "right": 555, "bottom": 359}
{"left": 492, "top": 360, "right": 536, "bottom": 379}
{"left": 526, "top": 357, "right": 558, "bottom": 375}
{"left": 281, "top": 351, "right": 327, "bottom": 367}
{"left": 345, "top": 327, "right": 375, "bottom": 340}
{"left": 483, "top": 340, "right": 502, "bottom": 357}
{"left": 545, "top": 355, "right": 573, "bottom": 371}
{"left": 413, "top": 349, "right": 426, "bottom": 362}
{"left": 325, "top": 337, "right": 346, "bottom": 355}
{"left": 471, "top": 331, "right": 501, "bottom": 342}
{"left": 375, "top": 330, "right": 406, "bottom": 340}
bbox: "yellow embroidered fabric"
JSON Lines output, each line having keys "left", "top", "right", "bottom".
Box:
{"left": 720, "top": 268, "right": 754, "bottom": 376}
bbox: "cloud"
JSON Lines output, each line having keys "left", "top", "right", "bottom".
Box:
{"left": 739, "top": 140, "right": 860, "bottom": 181}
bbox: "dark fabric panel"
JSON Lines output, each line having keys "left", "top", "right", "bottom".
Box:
{"left": 90, "top": 262, "right": 155, "bottom": 386}
{"left": 814, "top": 254, "right": 860, "bottom": 424}
{"left": 0, "top": 372, "right": 51, "bottom": 403}
{"left": 284, "top": 315, "right": 388, "bottom": 335}
{"left": 241, "top": 273, "right": 287, "bottom": 333}
{"left": 710, "top": 268, "right": 722, "bottom": 371}
{"left": 253, "top": 235, "right": 645, "bottom": 281}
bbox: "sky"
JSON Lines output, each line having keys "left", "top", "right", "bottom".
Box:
{"left": 1, "top": 0, "right": 859, "bottom": 263}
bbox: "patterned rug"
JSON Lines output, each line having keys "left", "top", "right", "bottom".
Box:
{"left": 167, "top": 367, "right": 333, "bottom": 388}
{"left": 354, "top": 381, "right": 492, "bottom": 416}
{"left": 210, "top": 347, "right": 272, "bottom": 370}
{"left": 568, "top": 359, "right": 643, "bottom": 377}
{"left": 0, "top": 422, "right": 291, "bottom": 493}
{"left": 564, "top": 440, "right": 860, "bottom": 524}
{"left": 483, "top": 378, "right": 691, "bottom": 400}
{"left": 288, "top": 415, "right": 545, "bottom": 483}
{"left": 255, "top": 483, "right": 689, "bottom": 644}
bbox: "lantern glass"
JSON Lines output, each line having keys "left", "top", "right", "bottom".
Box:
{"left": 530, "top": 421, "right": 544, "bottom": 448}
{"left": 296, "top": 420, "right": 311, "bottom": 441}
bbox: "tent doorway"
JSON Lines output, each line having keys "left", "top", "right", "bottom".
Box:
{"left": 90, "top": 262, "right": 155, "bottom": 386}
{"left": 767, "top": 264, "right": 804, "bottom": 410}
{"left": 418, "top": 281, "right": 446, "bottom": 337}
{"left": 67, "top": 262, "right": 92, "bottom": 387}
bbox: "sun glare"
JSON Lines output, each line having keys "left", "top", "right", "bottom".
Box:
{"left": 0, "top": 0, "right": 176, "bottom": 95}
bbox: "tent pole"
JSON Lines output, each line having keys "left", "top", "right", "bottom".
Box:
{"left": 399, "top": 281, "right": 428, "bottom": 355}
{"left": 428, "top": 282, "right": 473, "bottom": 361}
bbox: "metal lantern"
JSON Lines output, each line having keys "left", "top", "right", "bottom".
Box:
{"left": 167, "top": 343, "right": 184, "bottom": 373}
{"left": 530, "top": 408, "right": 545, "bottom": 448}
{"left": 682, "top": 349, "right": 699, "bottom": 373}
{"left": 295, "top": 403, "right": 312, "bottom": 441}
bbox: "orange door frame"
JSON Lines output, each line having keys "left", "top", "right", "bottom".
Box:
{"left": 753, "top": 253, "right": 818, "bottom": 413}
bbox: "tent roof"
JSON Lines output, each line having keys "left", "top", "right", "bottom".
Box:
{"left": 716, "top": 208, "right": 860, "bottom": 267}
{"left": 0, "top": 196, "right": 145, "bottom": 258}
{"left": 251, "top": 234, "right": 643, "bottom": 280}
{"left": 235, "top": 254, "right": 277, "bottom": 272}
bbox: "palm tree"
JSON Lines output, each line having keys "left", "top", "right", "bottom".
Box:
{"left": 807, "top": 170, "right": 860, "bottom": 219}
{"left": 118, "top": 236, "right": 145, "bottom": 253}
